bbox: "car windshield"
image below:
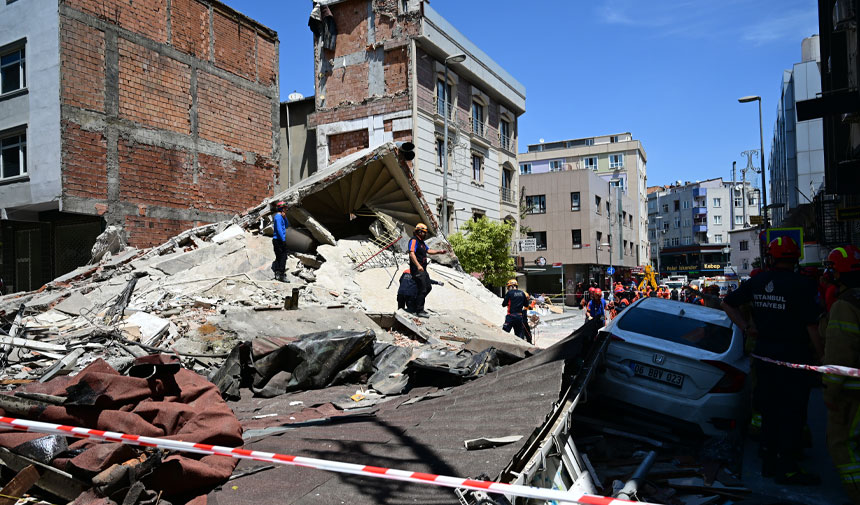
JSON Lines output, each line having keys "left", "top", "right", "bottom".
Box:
{"left": 616, "top": 307, "right": 733, "bottom": 354}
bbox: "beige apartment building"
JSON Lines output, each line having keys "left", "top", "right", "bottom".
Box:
{"left": 517, "top": 133, "right": 649, "bottom": 296}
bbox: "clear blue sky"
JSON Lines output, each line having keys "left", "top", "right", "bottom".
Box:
{"left": 230, "top": 0, "right": 818, "bottom": 189}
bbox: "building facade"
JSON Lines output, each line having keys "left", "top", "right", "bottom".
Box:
{"left": 769, "top": 35, "right": 825, "bottom": 226}
{"left": 728, "top": 227, "right": 760, "bottom": 277}
{"left": 0, "top": 0, "right": 280, "bottom": 292}
{"left": 517, "top": 133, "right": 648, "bottom": 295}
{"left": 306, "top": 0, "right": 525, "bottom": 232}
{"left": 648, "top": 178, "right": 759, "bottom": 278}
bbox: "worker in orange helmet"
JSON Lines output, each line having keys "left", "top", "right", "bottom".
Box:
{"left": 502, "top": 279, "right": 530, "bottom": 342}
{"left": 722, "top": 237, "right": 823, "bottom": 485}
{"left": 822, "top": 245, "right": 860, "bottom": 502}
{"left": 585, "top": 289, "right": 607, "bottom": 323}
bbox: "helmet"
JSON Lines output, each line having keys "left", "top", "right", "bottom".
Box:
{"left": 767, "top": 237, "right": 801, "bottom": 260}
{"left": 275, "top": 200, "right": 287, "bottom": 210}
{"left": 827, "top": 245, "right": 860, "bottom": 273}
{"left": 593, "top": 289, "right": 603, "bottom": 296}
{"left": 414, "top": 223, "right": 428, "bottom": 233}
{"left": 506, "top": 279, "right": 518, "bottom": 288}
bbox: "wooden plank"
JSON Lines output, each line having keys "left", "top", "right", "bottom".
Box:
{"left": 0, "top": 464, "right": 40, "bottom": 505}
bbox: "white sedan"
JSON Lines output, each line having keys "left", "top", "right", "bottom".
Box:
{"left": 594, "top": 297, "right": 750, "bottom": 437}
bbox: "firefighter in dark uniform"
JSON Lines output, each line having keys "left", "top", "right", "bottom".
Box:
{"left": 721, "top": 237, "right": 823, "bottom": 485}
{"left": 502, "top": 279, "right": 530, "bottom": 342}
{"left": 407, "top": 223, "right": 445, "bottom": 318}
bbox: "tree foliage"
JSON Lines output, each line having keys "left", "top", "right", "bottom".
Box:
{"left": 448, "top": 217, "right": 516, "bottom": 288}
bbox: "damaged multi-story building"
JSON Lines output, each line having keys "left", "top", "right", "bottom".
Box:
{"left": 0, "top": 0, "right": 280, "bottom": 292}
{"left": 301, "top": 0, "right": 526, "bottom": 233}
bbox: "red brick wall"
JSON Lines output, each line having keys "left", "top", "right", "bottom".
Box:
{"left": 170, "top": 0, "right": 209, "bottom": 59}
{"left": 118, "top": 38, "right": 191, "bottom": 133}
{"left": 64, "top": 0, "right": 168, "bottom": 43}
{"left": 125, "top": 216, "right": 198, "bottom": 248}
{"left": 325, "top": 61, "right": 369, "bottom": 107}
{"left": 62, "top": 122, "right": 108, "bottom": 200}
{"left": 197, "top": 153, "right": 274, "bottom": 213}
{"left": 61, "top": 17, "right": 105, "bottom": 113}
{"left": 213, "top": 10, "right": 256, "bottom": 79}
{"left": 256, "top": 33, "right": 277, "bottom": 86}
{"left": 197, "top": 71, "right": 273, "bottom": 155}
{"left": 393, "top": 130, "right": 411, "bottom": 142}
{"left": 384, "top": 47, "right": 407, "bottom": 94}
{"left": 328, "top": 130, "right": 369, "bottom": 163}
{"left": 310, "top": 94, "right": 410, "bottom": 127}
{"left": 118, "top": 140, "right": 195, "bottom": 208}
{"left": 327, "top": 0, "right": 368, "bottom": 59}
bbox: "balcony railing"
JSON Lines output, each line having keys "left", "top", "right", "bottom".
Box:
{"left": 693, "top": 224, "right": 708, "bottom": 233}
{"left": 693, "top": 206, "right": 707, "bottom": 215}
{"left": 499, "top": 133, "right": 513, "bottom": 151}
{"left": 693, "top": 187, "right": 707, "bottom": 198}
{"left": 471, "top": 119, "right": 485, "bottom": 137}
{"left": 433, "top": 97, "right": 455, "bottom": 120}
{"left": 500, "top": 186, "right": 516, "bottom": 204}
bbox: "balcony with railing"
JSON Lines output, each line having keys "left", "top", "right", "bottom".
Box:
{"left": 500, "top": 186, "right": 517, "bottom": 204}
{"left": 693, "top": 187, "right": 707, "bottom": 198}
{"left": 471, "top": 118, "right": 485, "bottom": 138}
{"left": 693, "top": 206, "right": 707, "bottom": 215}
{"left": 693, "top": 224, "right": 708, "bottom": 233}
{"left": 433, "top": 97, "right": 455, "bottom": 121}
{"left": 499, "top": 133, "right": 514, "bottom": 152}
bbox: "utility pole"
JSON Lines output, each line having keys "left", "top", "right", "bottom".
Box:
{"left": 730, "top": 161, "right": 736, "bottom": 232}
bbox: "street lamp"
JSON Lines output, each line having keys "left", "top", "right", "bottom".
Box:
{"left": 738, "top": 96, "right": 767, "bottom": 230}
{"left": 441, "top": 53, "right": 467, "bottom": 237}
{"left": 653, "top": 215, "right": 663, "bottom": 277}
{"left": 607, "top": 178, "right": 622, "bottom": 294}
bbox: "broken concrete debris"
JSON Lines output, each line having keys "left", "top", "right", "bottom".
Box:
{"left": 0, "top": 143, "right": 545, "bottom": 504}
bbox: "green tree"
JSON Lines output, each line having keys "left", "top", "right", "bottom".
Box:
{"left": 448, "top": 217, "right": 516, "bottom": 288}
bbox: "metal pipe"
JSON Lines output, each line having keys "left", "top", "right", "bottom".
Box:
{"left": 614, "top": 450, "right": 658, "bottom": 500}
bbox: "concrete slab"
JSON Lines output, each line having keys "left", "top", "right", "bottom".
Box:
{"left": 122, "top": 311, "right": 170, "bottom": 343}
{"left": 53, "top": 292, "right": 94, "bottom": 316}
{"left": 24, "top": 291, "right": 68, "bottom": 310}
{"left": 150, "top": 240, "right": 245, "bottom": 276}
{"left": 212, "top": 224, "right": 245, "bottom": 244}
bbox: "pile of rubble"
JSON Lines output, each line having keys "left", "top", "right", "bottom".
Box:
{"left": 0, "top": 143, "right": 539, "bottom": 504}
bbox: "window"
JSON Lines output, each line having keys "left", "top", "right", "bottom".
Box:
{"left": 436, "top": 79, "right": 451, "bottom": 117}
{"left": 435, "top": 138, "right": 444, "bottom": 167}
{"left": 549, "top": 160, "right": 563, "bottom": 172}
{"left": 743, "top": 259, "right": 750, "bottom": 270}
{"left": 609, "top": 154, "right": 624, "bottom": 169}
{"left": 662, "top": 204, "right": 669, "bottom": 213}
{"left": 519, "top": 163, "right": 531, "bottom": 174}
{"left": 650, "top": 230, "right": 656, "bottom": 240}
{"left": 734, "top": 197, "right": 743, "bottom": 207}
{"left": 684, "top": 218, "right": 691, "bottom": 227}
{"left": 683, "top": 200, "right": 690, "bottom": 209}
{"left": 734, "top": 215, "right": 743, "bottom": 225}
{"left": 471, "top": 154, "right": 483, "bottom": 181}
{"left": 671, "top": 237, "right": 680, "bottom": 246}
{"left": 1, "top": 44, "right": 26, "bottom": 95}
{"left": 616, "top": 307, "right": 733, "bottom": 353}
{"left": 401, "top": 0, "right": 409, "bottom": 12}
{"left": 610, "top": 135, "right": 619, "bottom": 143}
{"left": 500, "top": 119, "right": 512, "bottom": 150}
{"left": 472, "top": 210, "right": 485, "bottom": 222}
{"left": 1, "top": 130, "right": 26, "bottom": 180}
{"left": 623, "top": 239, "right": 628, "bottom": 255}
{"left": 663, "top": 238, "right": 670, "bottom": 247}
{"left": 572, "top": 229, "right": 582, "bottom": 248}
{"left": 527, "top": 231, "right": 547, "bottom": 251}
{"left": 713, "top": 197, "right": 721, "bottom": 208}
{"left": 749, "top": 196, "right": 757, "bottom": 206}
{"left": 683, "top": 236, "right": 692, "bottom": 245}
{"left": 526, "top": 195, "right": 546, "bottom": 214}
{"left": 674, "top": 217, "right": 681, "bottom": 228}
{"left": 571, "top": 192, "right": 580, "bottom": 211}
{"left": 606, "top": 200, "right": 610, "bottom": 215}
{"left": 714, "top": 234, "right": 723, "bottom": 243}
{"left": 582, "top": 156, "right": 597, "bottom": 170}
{"left": 674, "top": 200, "right": 680, "bottom": 211}
{"left": 471, "top": 101, "right": 484, "bottom": 136}
{"left": 584, "top": 138, "right": 594, "bottom": 146}
{"left": 595, "top": 196, "right": 602, "bottom": 214}
{"left": 596, "top": 231, "right": 603, "bottom": 248}
{"left": 740, "top": 240, "right": 749, "bottom": 251}
{"left": 713, "top": 215, "right": 722, "bottom": 225}
{"left": 622, "top": 211, "right": 628, "bottom": 226}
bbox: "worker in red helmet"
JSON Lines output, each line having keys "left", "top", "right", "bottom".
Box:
{"left": 501, "top": 279, "right": 530, "bottom": 342}
{"left": 585, "top": 288, "right": 607, "bottom": 323}
{"left": 722, "top": 236, "right": 823, "bottom": 485}
{"left": 270, "top": 201, "right": 290, "bottom": 282}
{"left": 822, "top": 245, "right": 860, "bottom": 502}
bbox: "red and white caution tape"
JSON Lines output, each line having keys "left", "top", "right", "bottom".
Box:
{"left": 0, "top": 416, "right": 662, "bottom": 505}
{"left": 752, "top": 354, "right": 860, "bottom": 378}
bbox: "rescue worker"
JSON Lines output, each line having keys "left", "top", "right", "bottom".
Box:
{"left": 585, "top": 289, "right": 607, "bottom": 323}
{"left": 271, "top": 201, "right": 290, "bottom": 282}
{"left": 722, "top": 237, "right": 822, "bottom": 485}
{"left": 823, "top": 245, "right": 860, "bottom": 502}
{"left": 407, "top": 223, "right": 445, "bottom": 318}
{"left": 396, "top": 269, "right": 417, "bottom": 312}
{"left": 502, "top": 279, "right": 530, "bottom": 342}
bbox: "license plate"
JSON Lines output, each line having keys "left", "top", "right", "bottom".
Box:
{"left": 632, "top": 362, "right": 685, "bottom": 387}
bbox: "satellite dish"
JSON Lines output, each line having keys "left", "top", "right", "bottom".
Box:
{"left": 539, "top": 138, "right": 545, "bottom": 143}
{"left": 288, "top": 90, "right": 304, "bottom": 102}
